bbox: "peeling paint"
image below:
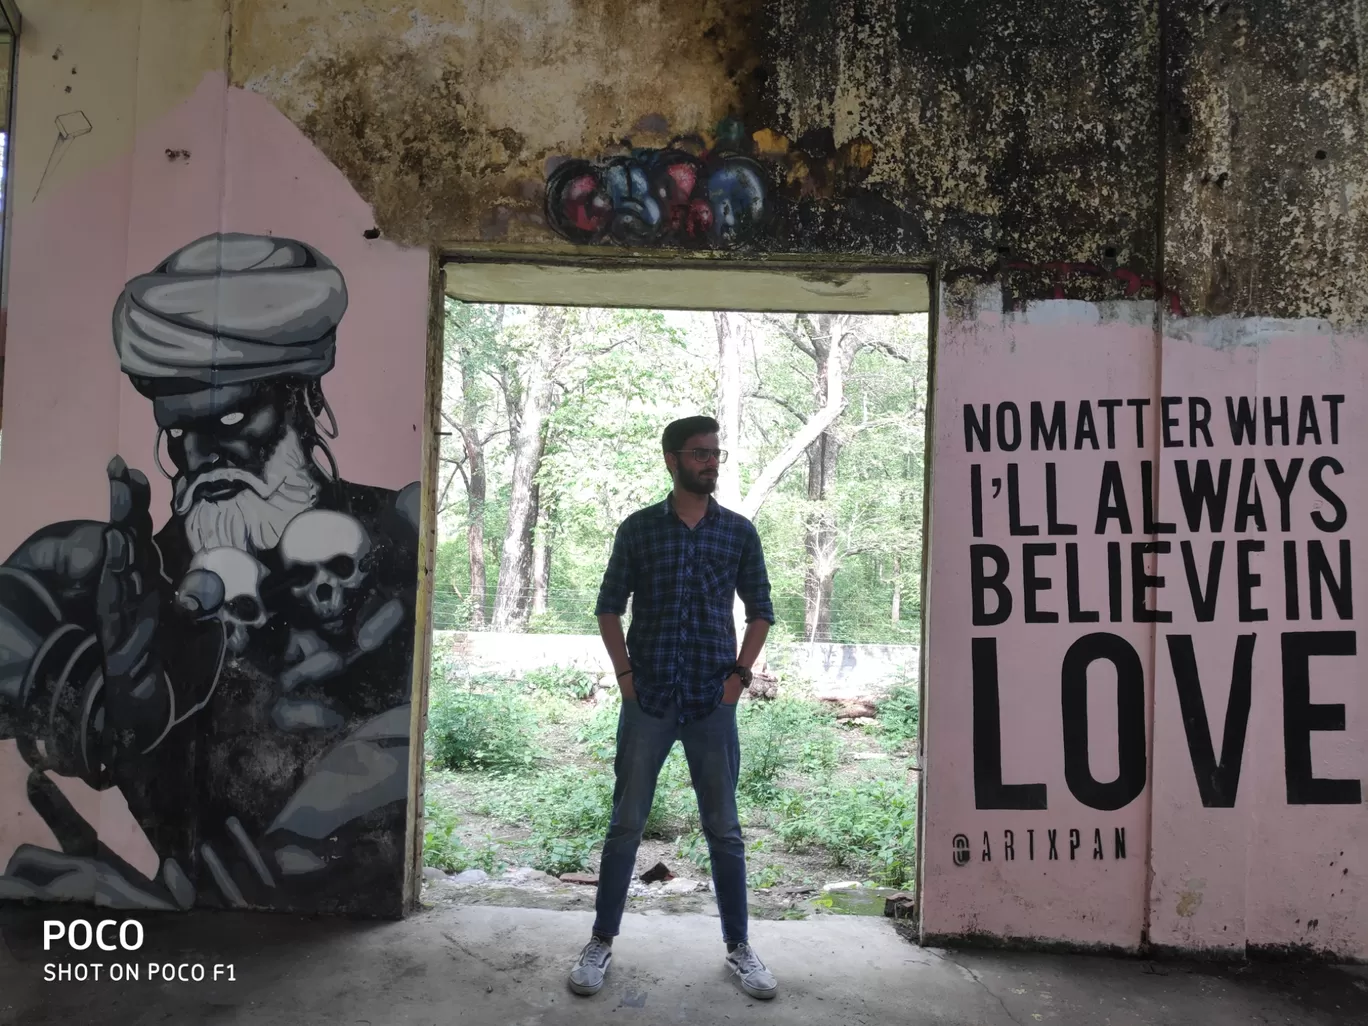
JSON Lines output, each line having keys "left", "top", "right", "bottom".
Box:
{"left": 1165, "top": 312, "right": 1341, "bottom": 349}
{"left": 1176, "top": 887, "right": 1205, "bottom": 918}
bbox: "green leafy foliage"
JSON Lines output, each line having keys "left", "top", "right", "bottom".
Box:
{"left": 736, "top": 698, "right": 841, "bottom": 802}
{"left": 467, "top": 766, "right": 615, "bottom": 874}
{"left": 425, "top": 692, "right": 919, "bottom": 885}
{"left": 436, "top": 302, "right": 712, "bottom": 633}
{"left": 745, "top": 315, "right": 929, "bottom": 644}
{"left": 675, "top": 829, "right": 712, "bottom": 874}
{"left": 774, "top": 777, "right": 917, "bottom": 887}
{"left": 534, "top": 836, "right": 599, "bottom": 877}
{"left": 577, "top": 696, "right": 622, "bottom": 761}
{"left": 644, "top": 749, "right": 699, "bottom": 838}
{"left": 422, "top": 793, "right": 469, "bottom": 872}
{"left": 425, "top": 669, "right": 539, "bottom": 773}
{"left": 747, "top": 862, "right": 786, "bottom": 889}
{"left": 422, "top": 792, "right": 505, "bottom": 873}
{"left": 877, "top": 674, "right": 920, "bottom": 751}
{"left": 522, "top": 664, "right": 598, "bottom": 701}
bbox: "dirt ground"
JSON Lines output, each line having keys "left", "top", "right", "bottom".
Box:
{"left": 421, "top": 804, "right": 851, "bottom": 922}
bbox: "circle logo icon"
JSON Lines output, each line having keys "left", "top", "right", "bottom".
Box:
{"left": 952, "top": 833, "right": 971, "bottom": 866}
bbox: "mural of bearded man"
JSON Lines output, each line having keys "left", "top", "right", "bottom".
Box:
{"left": 0, "top": 234, "right": 420, "bottom": 914}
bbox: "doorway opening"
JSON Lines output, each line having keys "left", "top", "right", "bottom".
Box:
{"left": 416, "top": 260, "right": 931, "bottom": 928}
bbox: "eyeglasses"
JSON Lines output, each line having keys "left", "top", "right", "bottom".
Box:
{"left": 673, "top": 448, "right": 728, "bottom": 464}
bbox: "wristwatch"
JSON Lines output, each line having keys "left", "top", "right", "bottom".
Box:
{"left": 729, "top": 665, "right": 753, "bottom": 688}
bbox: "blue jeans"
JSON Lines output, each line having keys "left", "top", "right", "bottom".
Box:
{"left": 593, "top": 695, "right": 748, "bottom": 945}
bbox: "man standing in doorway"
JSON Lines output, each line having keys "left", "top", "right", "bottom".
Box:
{"left": 568, "top": 416, "right": 778, "bottom": 1001}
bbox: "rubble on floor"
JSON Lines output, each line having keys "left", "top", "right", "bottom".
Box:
{"left": 422, "top": 861, "right": 909, "bottom": 922}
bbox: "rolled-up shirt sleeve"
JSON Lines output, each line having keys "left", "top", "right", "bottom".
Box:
{"left": 736, "top": 522, "right": 776, "bottom": 624}
{"left": 594, "top": 520, "right": 634, "bottom": 616}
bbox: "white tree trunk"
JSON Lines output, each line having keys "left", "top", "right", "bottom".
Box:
{"left": 738, "top": 316, "right": 849, "bottom": 520}
{"left": 891, "top": 553, "right": 902, "bottom": 623}
{"left": 713, "top": 311, "right": 743, "bottom": 510}
{"left": 492, "top": 307, "right": 565, "bottom": 631}
{"left": 461, "top": 426, "right": 487, "bottom": 628}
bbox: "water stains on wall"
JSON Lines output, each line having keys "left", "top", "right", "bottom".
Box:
{"left": 232, "top": 0, "right": 766, "bottom": 248}
{"left": 1165, "top": 0, "right": 1368, "bottom": 324}
{"left": 225, "top": 0, "right": 1367, "bottom": 327}
{"left": 235, "top": 0, "right": 1158, "bottom": 277}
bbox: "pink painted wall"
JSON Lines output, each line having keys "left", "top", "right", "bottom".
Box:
{"left": 0, "top": 72, "right": 428, "bottom": 894}
{"left": 921, "top": 293, "right": 1158, "bottom": 949}
{"left": 922, "top": 289, "right": 1368, "bottom": 959}
{"left": 1147, "top": 319, "right": 1368, "bottom": 956}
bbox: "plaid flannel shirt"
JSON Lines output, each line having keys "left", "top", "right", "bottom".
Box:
{"left": 594, "top": 494, "right": 775, "bottom": 722}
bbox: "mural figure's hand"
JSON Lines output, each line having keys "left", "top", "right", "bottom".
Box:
{"left": 96, "top": 457, "right": 169, "bottom": 756}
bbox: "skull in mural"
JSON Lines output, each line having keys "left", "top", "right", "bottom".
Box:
{"left": 279, "top": 510, "right": 372, "bottom": 623}
{"left": 188, "top": 547, "right": 271, "bottom": 654}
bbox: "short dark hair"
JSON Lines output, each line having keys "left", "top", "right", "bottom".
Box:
{"left": 662, "top": 415, "right": 720, "bottom": 454}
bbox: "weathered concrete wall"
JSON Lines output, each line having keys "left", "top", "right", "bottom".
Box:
{"left": 227, "top": 0, "right": 1160, "bottom": 275}
{"left": 0, "top": 0, "right": 1362, "bottom": 958}
{"left": 1164, "top": 0, "right": 1368, "bottom": 325}
{"left": 229, "top": 0, "right": 763, "bottom": 248}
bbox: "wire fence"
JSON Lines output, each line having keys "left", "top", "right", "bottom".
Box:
{"left": 431, "top": 589, "right": 922, "bottom": 644}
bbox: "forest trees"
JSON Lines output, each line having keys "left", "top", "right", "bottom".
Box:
{"left": 440, "top": 302, "right": 700, "bottom": 632}
{"left": 436, "top": 299, "right": 928, "bottom": 644}
{"left": 440, "top": 304, "right": 503, "bottom": 628}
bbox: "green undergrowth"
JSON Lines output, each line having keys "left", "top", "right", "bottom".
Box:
{"left": 422, "top": 661, "right": 919, "bottom": 887}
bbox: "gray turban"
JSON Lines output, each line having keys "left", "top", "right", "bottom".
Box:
{"left": 112, "top": 233, "right": 348, "bottom": 394}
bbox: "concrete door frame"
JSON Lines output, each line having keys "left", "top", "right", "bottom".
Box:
{"left": 0, "top": 6, "right": 19, "bottom": 432}
{"left": 404, "top": 248, "right": 938, "bottom": 924}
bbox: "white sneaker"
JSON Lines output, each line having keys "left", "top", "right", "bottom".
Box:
{"left": 568, "top": 936, "right": 613, "bottom": 996}
{"left": 725, "top": 942, "right": 778, "bottom": 1000}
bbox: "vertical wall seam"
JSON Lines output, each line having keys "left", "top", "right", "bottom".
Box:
{"left": 1142, "top": 0, "right": 1171, "bottom": 954}
{"left": 219, "top": 0, "right": 232, "bottom": 239}
{"left": 913, "top": 263, "right": 940, "bottom": 941}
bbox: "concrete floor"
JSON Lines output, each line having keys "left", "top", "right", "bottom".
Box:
{"left": 3, "top": 903, "right": 1367, "bottom": 1025}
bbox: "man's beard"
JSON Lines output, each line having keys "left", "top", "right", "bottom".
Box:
{"left": 677, "top": 464, "right": 717, "bottom": 496}
{"left": 176, "top": 427, "right": 321, "bottom": 555}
